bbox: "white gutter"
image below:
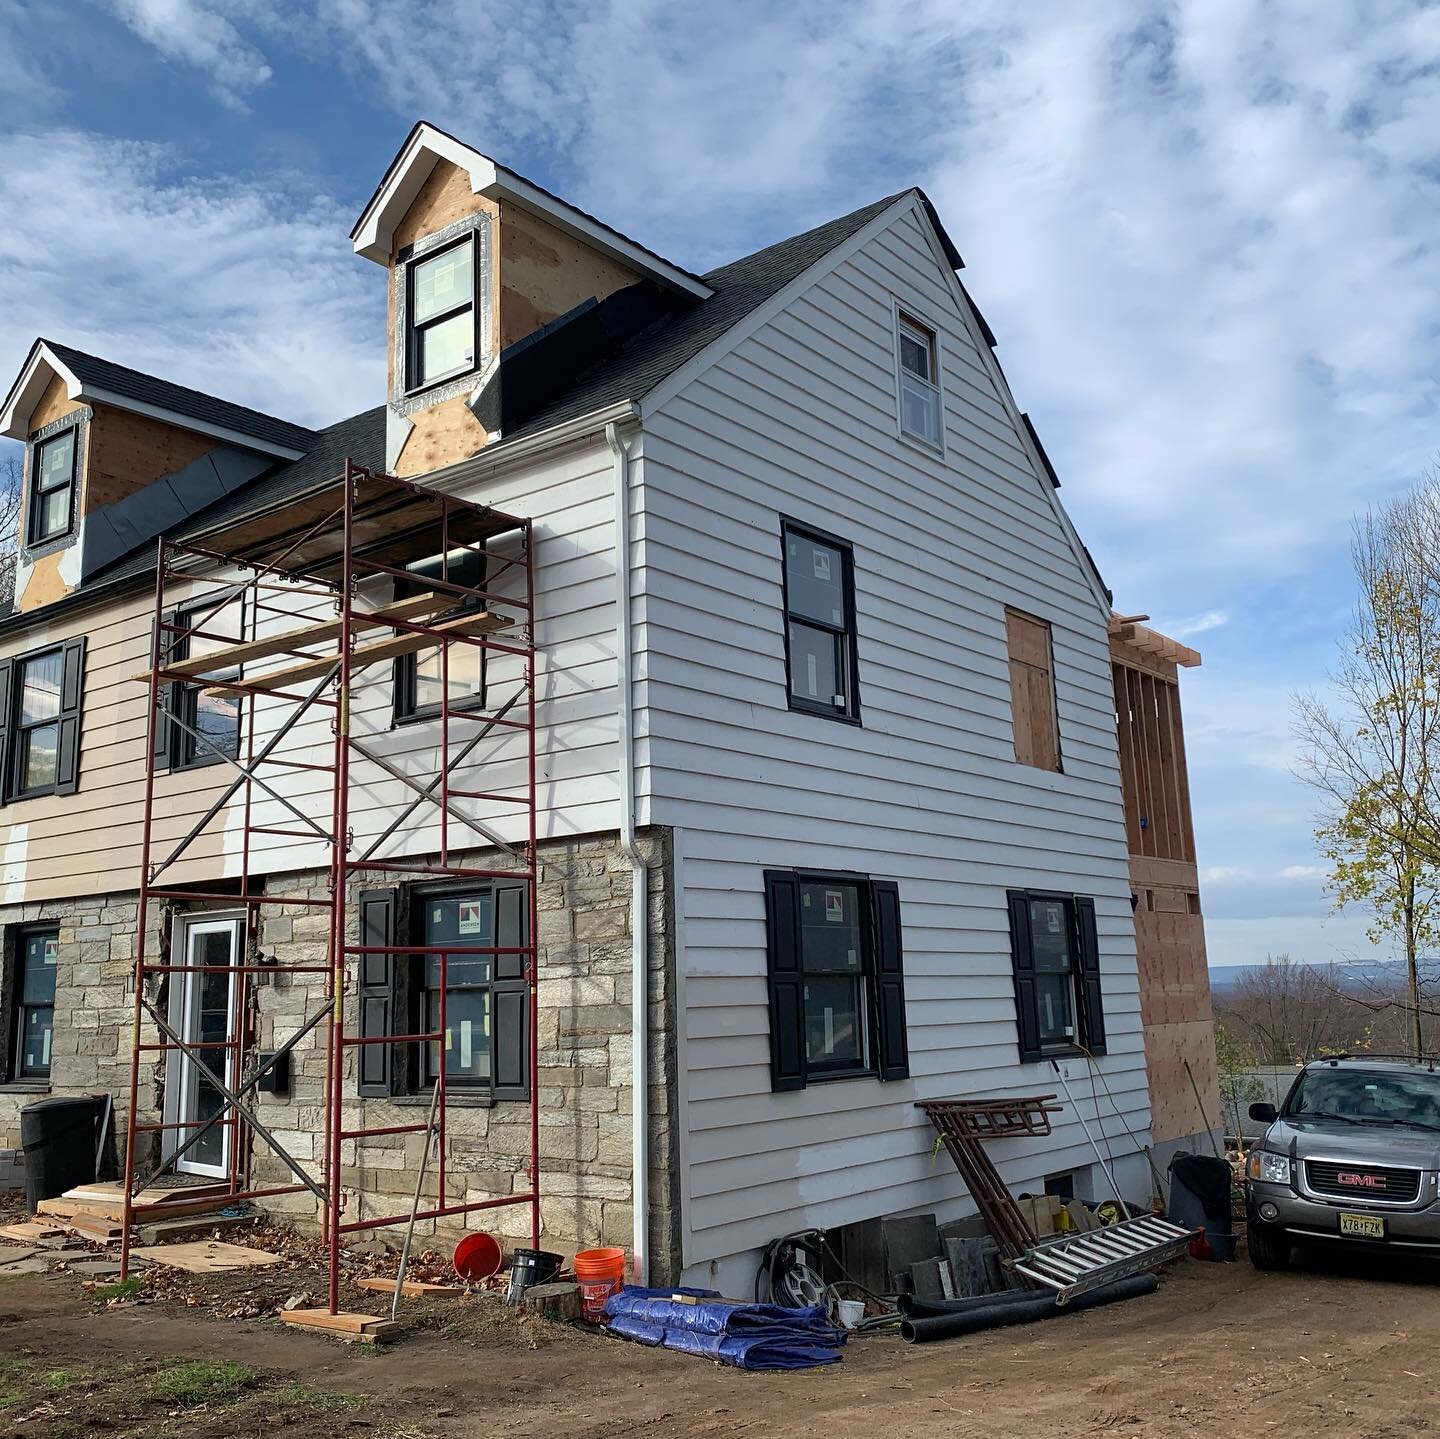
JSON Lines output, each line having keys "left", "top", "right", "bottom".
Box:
{"left": 605, "top": 420, "right": 650, "bottom": 1285}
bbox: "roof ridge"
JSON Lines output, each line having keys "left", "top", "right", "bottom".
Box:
{"left": 38, "top": 337, "right": 319, "bottom": 447}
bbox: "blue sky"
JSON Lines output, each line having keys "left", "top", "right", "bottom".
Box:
{"left": 3, "top": 1, "right": 1439, "bottom": 969}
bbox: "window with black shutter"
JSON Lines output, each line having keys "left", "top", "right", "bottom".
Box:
{"left": 763, "top": 871, "right": 908, "bottom": 1091}
{"left": 0, "top": 637, "right": 85, "bottom": 803}
{"left": 355, "top": 879, "right": 529, "bottom": 1101}
{"left": 1006, "top": 890, "right": 1106, "bottom": 1061}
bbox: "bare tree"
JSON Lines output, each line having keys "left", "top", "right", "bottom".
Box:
{"left": 0, "top": 453, "right": 20, "bottom": 611}
{"left": 1215, "top": 954, "right": 1358, "bottom": 1063}
{"left": 1294, "top": 480, "right": 1440, "bottom": 1058}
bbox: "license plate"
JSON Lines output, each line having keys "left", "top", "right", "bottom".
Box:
{"left": 1339, "top": 1212, "right": 1386, "bottom": 1239}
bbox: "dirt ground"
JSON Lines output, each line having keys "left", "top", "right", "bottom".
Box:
{"left": 2, "top": 1241, "right": 1438, "bottom": 1439}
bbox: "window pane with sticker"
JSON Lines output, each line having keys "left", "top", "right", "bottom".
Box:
{"left": 1028, "top": 897, "right": 1076, "bottom": 1044}
{"left": 421, "top": 890, "right": 494, "bottom": 1085}
{"left": 798, "top": 881, "right": 865, "bottom": 1069}
{"left": 782, "top": 523, "right": 860, "bottom": 721}
{"left": 16, "top": 927, "right": 57, "bottom": 1078}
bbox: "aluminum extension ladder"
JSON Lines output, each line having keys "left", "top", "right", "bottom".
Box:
{"left": 1012, "top": 1213, "right": 1195, "bottom": 1305}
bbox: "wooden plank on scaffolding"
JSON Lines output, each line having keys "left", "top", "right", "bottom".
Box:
{"left": 130, "top": 591, "right": 454, "bottom": 682}
{"left": 200, "top": 609, "right": 514, "bottom": 697}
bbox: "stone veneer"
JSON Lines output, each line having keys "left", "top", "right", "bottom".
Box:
{"left": 0, "top": 827, "right": 680, "bottom": 1280}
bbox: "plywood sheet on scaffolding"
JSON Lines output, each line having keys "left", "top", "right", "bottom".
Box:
{"left": 131, "top": 590, "right": 454, "bottom": 682}
{"left": 201, "top": 609, "right": 512, "bottom": 696}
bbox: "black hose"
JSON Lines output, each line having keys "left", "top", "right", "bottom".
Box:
{"left": 898, "top": 1274, "right": 1158, "bottom": 1344}
{"left": 897, "top": 1286, "right": 1043, "bottom": 1318}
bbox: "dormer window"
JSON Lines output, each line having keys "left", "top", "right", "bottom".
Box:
{"left": 406, "top": 236, "right": 476, "bottom": 390}
{"left": 28, "top": 428, "right": 76, "bottom": 545}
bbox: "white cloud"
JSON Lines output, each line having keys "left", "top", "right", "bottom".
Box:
{"left": 1156, "top": 609, "right": 1229, "bottom": 640}
{"left": 1201, "top": 866, "right": 1247, "bottom": 886}
{"left": 107, "top": 0, "right": 272, "bottom": 110}
{"left": 1280, "top": 864, "right": 1327, "bottom": 882}
{"left": 0, "top": 129, "right": 381, "bottom": 428}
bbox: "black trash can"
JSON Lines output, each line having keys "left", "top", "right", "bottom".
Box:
{"left": 20, "top": 1096, "right": 102, "bottom": 1214}
{"left": 1167, "top": 1151, "right": 1234, "bottom": 1260}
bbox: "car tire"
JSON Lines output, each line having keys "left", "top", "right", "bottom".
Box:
{"left": 1247, "top": 1222, "right": 1291, "bottom": 1271}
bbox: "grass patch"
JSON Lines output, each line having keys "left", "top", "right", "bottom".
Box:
{"left": 266, "top": 1381, "right": 366, "bottom": 1413}
{"left": 152, "top": 1359, "right": 259, "bottom": 1406}
{"left": 92, "top": 1277, "right": 142, "bottom": 1301}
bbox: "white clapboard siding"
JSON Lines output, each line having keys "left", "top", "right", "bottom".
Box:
{"left": 639, "top": 199, "right": 1145, "bottom": 1269}
{"left": 0, "top": 436, "right": 625, "bottom": 902}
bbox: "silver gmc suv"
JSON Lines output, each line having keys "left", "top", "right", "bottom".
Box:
{"left": 1245, "top": 1056, "right": 1440, "bottom": 1269}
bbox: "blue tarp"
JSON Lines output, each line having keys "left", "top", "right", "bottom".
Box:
{"left": 603, "top": 1286, "right": 847, "bottom": 1371}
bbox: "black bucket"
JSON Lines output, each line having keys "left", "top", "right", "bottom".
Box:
{"left": 20, "top": 1096, "right": 102, "bottom": 1214}
{"left": 506, "top": 1247, "right": 563, "bottom": 1303}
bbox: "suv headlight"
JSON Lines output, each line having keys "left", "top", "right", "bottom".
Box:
{"left": 1247, "top": 1150, "right": 1290, "bottom": 1184}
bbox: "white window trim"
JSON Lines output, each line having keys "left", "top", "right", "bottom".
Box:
{"left": 891, "top": 298, "right": 946, "bottom": 458}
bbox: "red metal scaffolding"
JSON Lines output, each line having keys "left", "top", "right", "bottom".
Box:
{"left": 117, "top": 460, "right": 541, "bottom": 1312}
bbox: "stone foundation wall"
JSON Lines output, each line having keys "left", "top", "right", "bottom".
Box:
{"left": 0, "top": 892, "right": 164, "bottom": 1155}
{"left": 0, "top": 827, "right": 681, "bottom": 1279}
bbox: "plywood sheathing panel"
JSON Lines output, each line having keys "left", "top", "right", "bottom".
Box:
{"left": 17, "top": 550, "right": 69, "bottom": 613}
{"left": 84, "top": 403, "right": 216, "bottom": 514}
{"left": 392, "top": 394, "right": 490, "bottom": 478}
{"left": 29, "top": 373, "right": 83, "bottom": 434}
{"left": 498, "top": 199, "right": 643, "bottom": 349}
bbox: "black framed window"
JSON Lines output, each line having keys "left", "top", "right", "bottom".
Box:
{"left": 782, "top": 521, "right": 860, "bottom": 722}
{"left": 0, "top": 639, "right": 85, "bottom": 803}
{"left": 355, "top": 880, "right": 529, "bottom": 1102}
{"left": 1006, "top": 891, "right": 1106, "bottom": 1062}
{"left": 897, "top": 313, "right": 942, "bottom": 448}
{"left": 157, "top": 595, "right": 244, "bottom": 772}
{"left": 764, "top": 870, "right": 907, "bottom": 1091}
{"left": 406, "top": 236, "right": 477, "bottom": 390}
{"left": 28, "top": 428, "right": 77, "bottom": 545}
{"left": 393, "top": 547, "right": 487, "bottom": 724}
{"left": 12, "top": 925, "right": 58, "bottom": 1079}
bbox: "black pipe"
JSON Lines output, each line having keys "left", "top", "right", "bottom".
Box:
{"left": 899, "top": 1274, "right": 1159, "bottom": 1344}
{"left": 897, "top": 1287, "right": 1043, "bottom": 1318}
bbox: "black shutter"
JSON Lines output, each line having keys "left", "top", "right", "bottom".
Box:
{"left": 1007, "top": 892, "right": 1043, "bottom": 1064}
{"left": 492, "top": 879, "right": 529, "bottom": 1100}
{"left": 871, "top": 881, "right": 909, "bottom": 1081}
{"left": 0, "top": 658, "right": 13, "bottom": 805}
{"left": 153, "top": 609, "right": 177, "bottom": 772}
{"left": 54, "top": 637, "right": 85, "bottom": 796}
{"left": 764, "top": 871, "right": 806, "bottom": 1091}
{"left": 1074, "top": 897, "right": 1106, "bottom": 1056}
{"left": 357, "top": 888, "right": 398, "bottom": 1097}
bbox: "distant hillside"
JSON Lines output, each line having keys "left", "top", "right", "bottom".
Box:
{"left": 1208, "top": 959, "right": 1414, "bottom": 996}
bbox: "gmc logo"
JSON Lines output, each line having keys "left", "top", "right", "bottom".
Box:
{"left": 1337, "top": 1172, "right": 1386, "bottom": 1189}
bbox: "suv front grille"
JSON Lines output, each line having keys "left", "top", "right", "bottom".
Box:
{"left": 1306, "top": 1160, "right": 1421, "bottom": 1203}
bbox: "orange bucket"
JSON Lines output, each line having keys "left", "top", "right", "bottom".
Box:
{"left": 573, "top": 1246, "right": 625, "bottom": 1321}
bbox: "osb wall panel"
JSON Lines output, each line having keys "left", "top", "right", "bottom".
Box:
{"left": 392, "top": 395, "right": 490, "bottom": 478}
{"left": 1131, "top": 857, "right": 1220, "bottom": 1143}
{"left": 85, "top": 403, "right": 215, "bottom": 512}
{"left": 29, "top": 374, "right": 83, "bottom": 434}
{"left": 498, "top": 201, "right": 642, "bottom": 349}
{"left": 386, "top": 160, "right": 501, "bottom": 399}
{"left": 17, "top": 551, "right": 69, "bottom": 613}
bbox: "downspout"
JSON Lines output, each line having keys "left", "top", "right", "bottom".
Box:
{"left": 605, "top": 421, "right": 650, "bottom": 1285}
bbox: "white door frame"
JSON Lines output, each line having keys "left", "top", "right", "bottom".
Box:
{"left": 162, "top": 912, "right": 243, "bottom": 1179}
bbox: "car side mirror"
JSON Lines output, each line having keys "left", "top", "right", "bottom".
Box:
{"left": 1248, "top": 1102, "right": 1278, "bottom": 1124}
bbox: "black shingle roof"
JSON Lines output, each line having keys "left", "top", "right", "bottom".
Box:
{"left": 502, "top": 191, "right": 908, "bottom": 443}
{"left": 5, "top": 188, "right": 922, "bottom": 630}
{"left": 40, "top": 339, "right": 318, "bottom": 454}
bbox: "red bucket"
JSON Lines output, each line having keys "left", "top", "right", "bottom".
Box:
{"left": 453, "top": 1232, "right": 504, "bottom": 1281}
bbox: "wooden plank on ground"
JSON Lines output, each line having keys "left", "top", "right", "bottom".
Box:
{"left": 136, "top": 1212, "right": 258, "bottom": 1246}
{"left": 280, "top": 1309, "right": 400, "bottom": 1343}
{"left": 202, "top": 609, "right": 511, "bottom": 696}
{"left": 1, "top": 1222, "right": 67, "bottom": 1242}
{"left": 130, "top": 591, "right": 455, "bottom": 682}
{"left": 356, "top": 1277, "right": 462, "bottom": 1298}
{"left": 129, "top": 1240, "right": 282, "bottom": 1273}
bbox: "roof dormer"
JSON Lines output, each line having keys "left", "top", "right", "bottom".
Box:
{"left": 353, "top": 121, "right": 710, "bottom": 476}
